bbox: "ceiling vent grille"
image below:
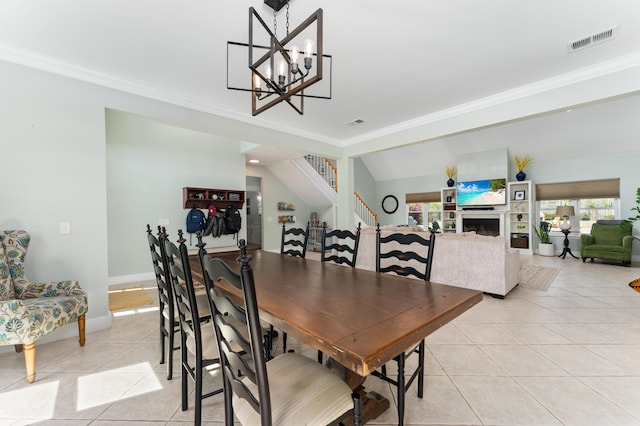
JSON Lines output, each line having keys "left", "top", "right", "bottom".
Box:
{"left": 347, "top": 118, "right": 365, "bottom": 125}
{"left": 568, "top": 26, "right": 618, "bottom": 53}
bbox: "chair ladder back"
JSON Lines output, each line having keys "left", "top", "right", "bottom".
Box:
{"left": 373, "top": 225, "right": 436, "bottom": 423}
{"left": 199, "top": 240, "right": 272, "bottom": 422}
{"left": 162, "top": 231, "right": 203, "bottom": 349}
{"left": 280, "top": 222, "right": 309, "bottom": 258}
{"left": 147, "top": 225, "right": 180, "bottom": 379}
{"left": 321, "top": 223, "right": 362, "bottom": 267}
{"left": 376, "top": 225, "right": 436, "bottom": 281}
{"left": 147, "top": 225, "right": 175, "bottom": 318}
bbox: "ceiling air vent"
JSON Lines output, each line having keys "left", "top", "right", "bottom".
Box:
{"left": 347, "top": 118, "right": 365, "bottom": 125}
{"left": 568, "top": 26, "right": 619, "bottom": 53}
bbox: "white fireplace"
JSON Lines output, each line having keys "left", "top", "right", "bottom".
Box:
{"left": 456, "top": 210, "right": 506, "bottom": 237}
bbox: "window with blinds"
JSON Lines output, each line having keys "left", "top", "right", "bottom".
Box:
{"left": 405, "top": 192, "right": 443, "bottom": 230}
{"left": 536, "top": 179, "right": 620, "bottom": 233}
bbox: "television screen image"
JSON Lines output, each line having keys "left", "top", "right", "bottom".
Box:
{"left": 456, "top": 178, "right": 506, "bottom": 206}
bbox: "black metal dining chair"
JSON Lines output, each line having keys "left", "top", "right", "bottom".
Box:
{"left": 373, "top": 224, "right": 436, "bottom": 426}
{"left": 276, "top": 221, "right": 310, "bottom": 353}
{"left": 162, "top": 230, "right": 222, "bottom": 426}
{"left": 316, "top": 222, "right": 362, "bottom": 363}
{"left": 146, "top": 225, "right": 211, "bottom": 381}
{"left": 320, "top": 222, "right": 362, "bottom": 267}
{"left": 280, "top": 222, "right": 309, "bottom": 258}
{"left": 199, "top": 239, "right": 361, "bottom": 426}
{"left": 146, "top": 224, "right": 179, "bottom": 380}
{"left": 194, "top": 233, "right": 271, "bottom": 360}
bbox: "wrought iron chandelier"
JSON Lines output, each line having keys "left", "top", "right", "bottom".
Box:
{"left": 227, "top": 0, "right": 332, "bottom": 116}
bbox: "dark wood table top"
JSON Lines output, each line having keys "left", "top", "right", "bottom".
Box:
{"left": 194, "top": 250, "right": 482, "bottom": 377}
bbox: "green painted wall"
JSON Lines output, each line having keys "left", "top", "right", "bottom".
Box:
{"left": 354, "top": 157, "right": 377, "bottom": 213}
{"left": 106, "top": 109, "right": 247, "bottom": 277}
{"left": 0, "top": 60, "right": 111, "bottom": 332}
{"left": 246, "top": 164, "right": 312, "bottom": 252}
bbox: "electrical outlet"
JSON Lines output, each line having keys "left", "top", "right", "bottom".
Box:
{"left": 59, "top": 222, "right": 71, "bottom": 235}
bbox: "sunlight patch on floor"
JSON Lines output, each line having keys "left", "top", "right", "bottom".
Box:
{"left": 112, "top": 306, "right": 159, "bottom": 317}
{"left": 0, "top": 380, "right": 59, "bottom": 419}
{"left": 77, "top": 362, "right": 161, "bottom": 410}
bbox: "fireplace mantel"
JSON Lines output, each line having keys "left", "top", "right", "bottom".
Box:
{"left": 456, "top": 210, "right": 507, "bottom": 237}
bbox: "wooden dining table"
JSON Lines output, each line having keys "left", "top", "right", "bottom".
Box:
{"left": 191, "top": 249, "right": 483, "bottom": 423}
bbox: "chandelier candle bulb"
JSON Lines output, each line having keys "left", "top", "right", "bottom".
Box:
{"left": 304, "top": 39, "right": 314, "bottom": 69}
{"left": 304, "top": 39, "right": 314, "bottom": 57}
{"left": 277, "top": 61, "right": 286, "bottom": 90}
{"left": 290, "top": 46, "right": 300, "bottom": 73}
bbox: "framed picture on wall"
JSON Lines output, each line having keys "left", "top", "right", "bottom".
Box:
{"left": 514, "top": 190, "right": 526, "bottom": 201}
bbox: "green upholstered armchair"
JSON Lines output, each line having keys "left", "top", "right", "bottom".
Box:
{"left": 0, "top": 230, "right": 88, "bottom": 383}
{"left": 580, "top": 221, "right": 634, "bottom": 265}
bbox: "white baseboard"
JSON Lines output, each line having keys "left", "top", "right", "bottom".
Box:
{"left": 108, "top": 272, "right": 155, "bottom": 286}
{"left": 110, "top": 246, "right": 240, "bottom": 286}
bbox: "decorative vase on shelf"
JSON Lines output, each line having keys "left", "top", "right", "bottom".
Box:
{"left": 516, "top": 171, "right": 526, "bottom": 181}
{"left": 447, "top": 178, "right": 455, "bottom": 187}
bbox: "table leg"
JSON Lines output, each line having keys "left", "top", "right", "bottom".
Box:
{"left": 325, "top": 358, "right": 390, "bottom": 425}
{"left": 558, "top": 231, "right": 578, "bottom": 259}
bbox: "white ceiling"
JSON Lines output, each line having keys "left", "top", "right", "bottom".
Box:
{"left": 1, "top": 1, "right": 639, "bottom": 177}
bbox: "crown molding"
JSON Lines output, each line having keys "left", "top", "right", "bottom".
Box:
{"left": 0, "top": 43, "right": 340, "bottom": 146}
{"left": 339, "top": 51, "right": 640, "bottom": 148}
{"left": 3, "top": 43, "right": 639, "bottom": 155}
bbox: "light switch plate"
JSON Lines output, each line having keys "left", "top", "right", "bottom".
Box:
{"left": 59, "top": 222, "right": 71, "bottom": 235}
{"left": 159, "top": 218, "right": 170, "bottom": 226}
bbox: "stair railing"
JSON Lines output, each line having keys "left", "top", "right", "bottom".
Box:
{"left": 354, "top": 192, "right": 378, "bottom": 227}
{"left": 304, "top": 155, "right": 337, "bottom": 192}
{"left": 303, "top": 155, "right": 377, "bottom": 226}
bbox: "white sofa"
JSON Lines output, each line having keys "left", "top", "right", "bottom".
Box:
{"left": 356, "top": 227, "right": 521, "bottom": 297}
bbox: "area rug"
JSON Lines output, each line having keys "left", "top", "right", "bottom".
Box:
{"left": 520, "top": 265, "right": 560, "bottom": 292}
{"left": 108, "top": 286, "right": 154, "bottom": 311}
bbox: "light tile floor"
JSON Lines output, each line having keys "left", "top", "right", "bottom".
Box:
{"left": 1, "top": 254, "right": 640, "bottom": 425}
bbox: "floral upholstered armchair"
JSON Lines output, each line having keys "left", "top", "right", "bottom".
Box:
{"left": 0, "top": 230, "right": 88, "bottom": 383}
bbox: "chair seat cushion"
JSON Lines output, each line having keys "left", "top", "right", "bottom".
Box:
{"left": 583, "top": 244, "right": 625, "bottom": 253}
{"left": 163, "top": 292, "right": 210, "bottom": 321}
{"left": 0, "top": 294, "right": 88, "bottom": 344}
{"left": 186, "top": 324, "right": 220, "bottom": 360}
{"left": 233, "top": 353, "right": 354, "bottom": 425}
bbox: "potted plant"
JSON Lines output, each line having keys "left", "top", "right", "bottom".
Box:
{"left": 446, "top": 166, "right": 457, "bottom": 187}
{"left": 533, "top": 222, "right": 554, "bottom": 256}
{"left": 514, "top": 154, "right": 532, "bottom": 181}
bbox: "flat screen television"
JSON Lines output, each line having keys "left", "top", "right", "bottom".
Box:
{"left": 456, "top": 178, "right": 507, "bottom": 206}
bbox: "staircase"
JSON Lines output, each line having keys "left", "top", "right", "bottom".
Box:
{"left": 354, "top": 192, "right": 378, "bottom": 227}
{"left": 304, "top": 155, "right": 338, "bottom": 192}
{"left": 268, "top": 155, "right": 378, "bottom": 227}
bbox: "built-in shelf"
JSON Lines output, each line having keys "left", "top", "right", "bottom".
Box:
{"left": 183, "top": 187, "right": 245, "bottom": 210}
{"left": 507, "top": 180, "right": 533, "bottom": 254}
{"left": 440, "top": 187, "right": 457, "bottom": 232}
